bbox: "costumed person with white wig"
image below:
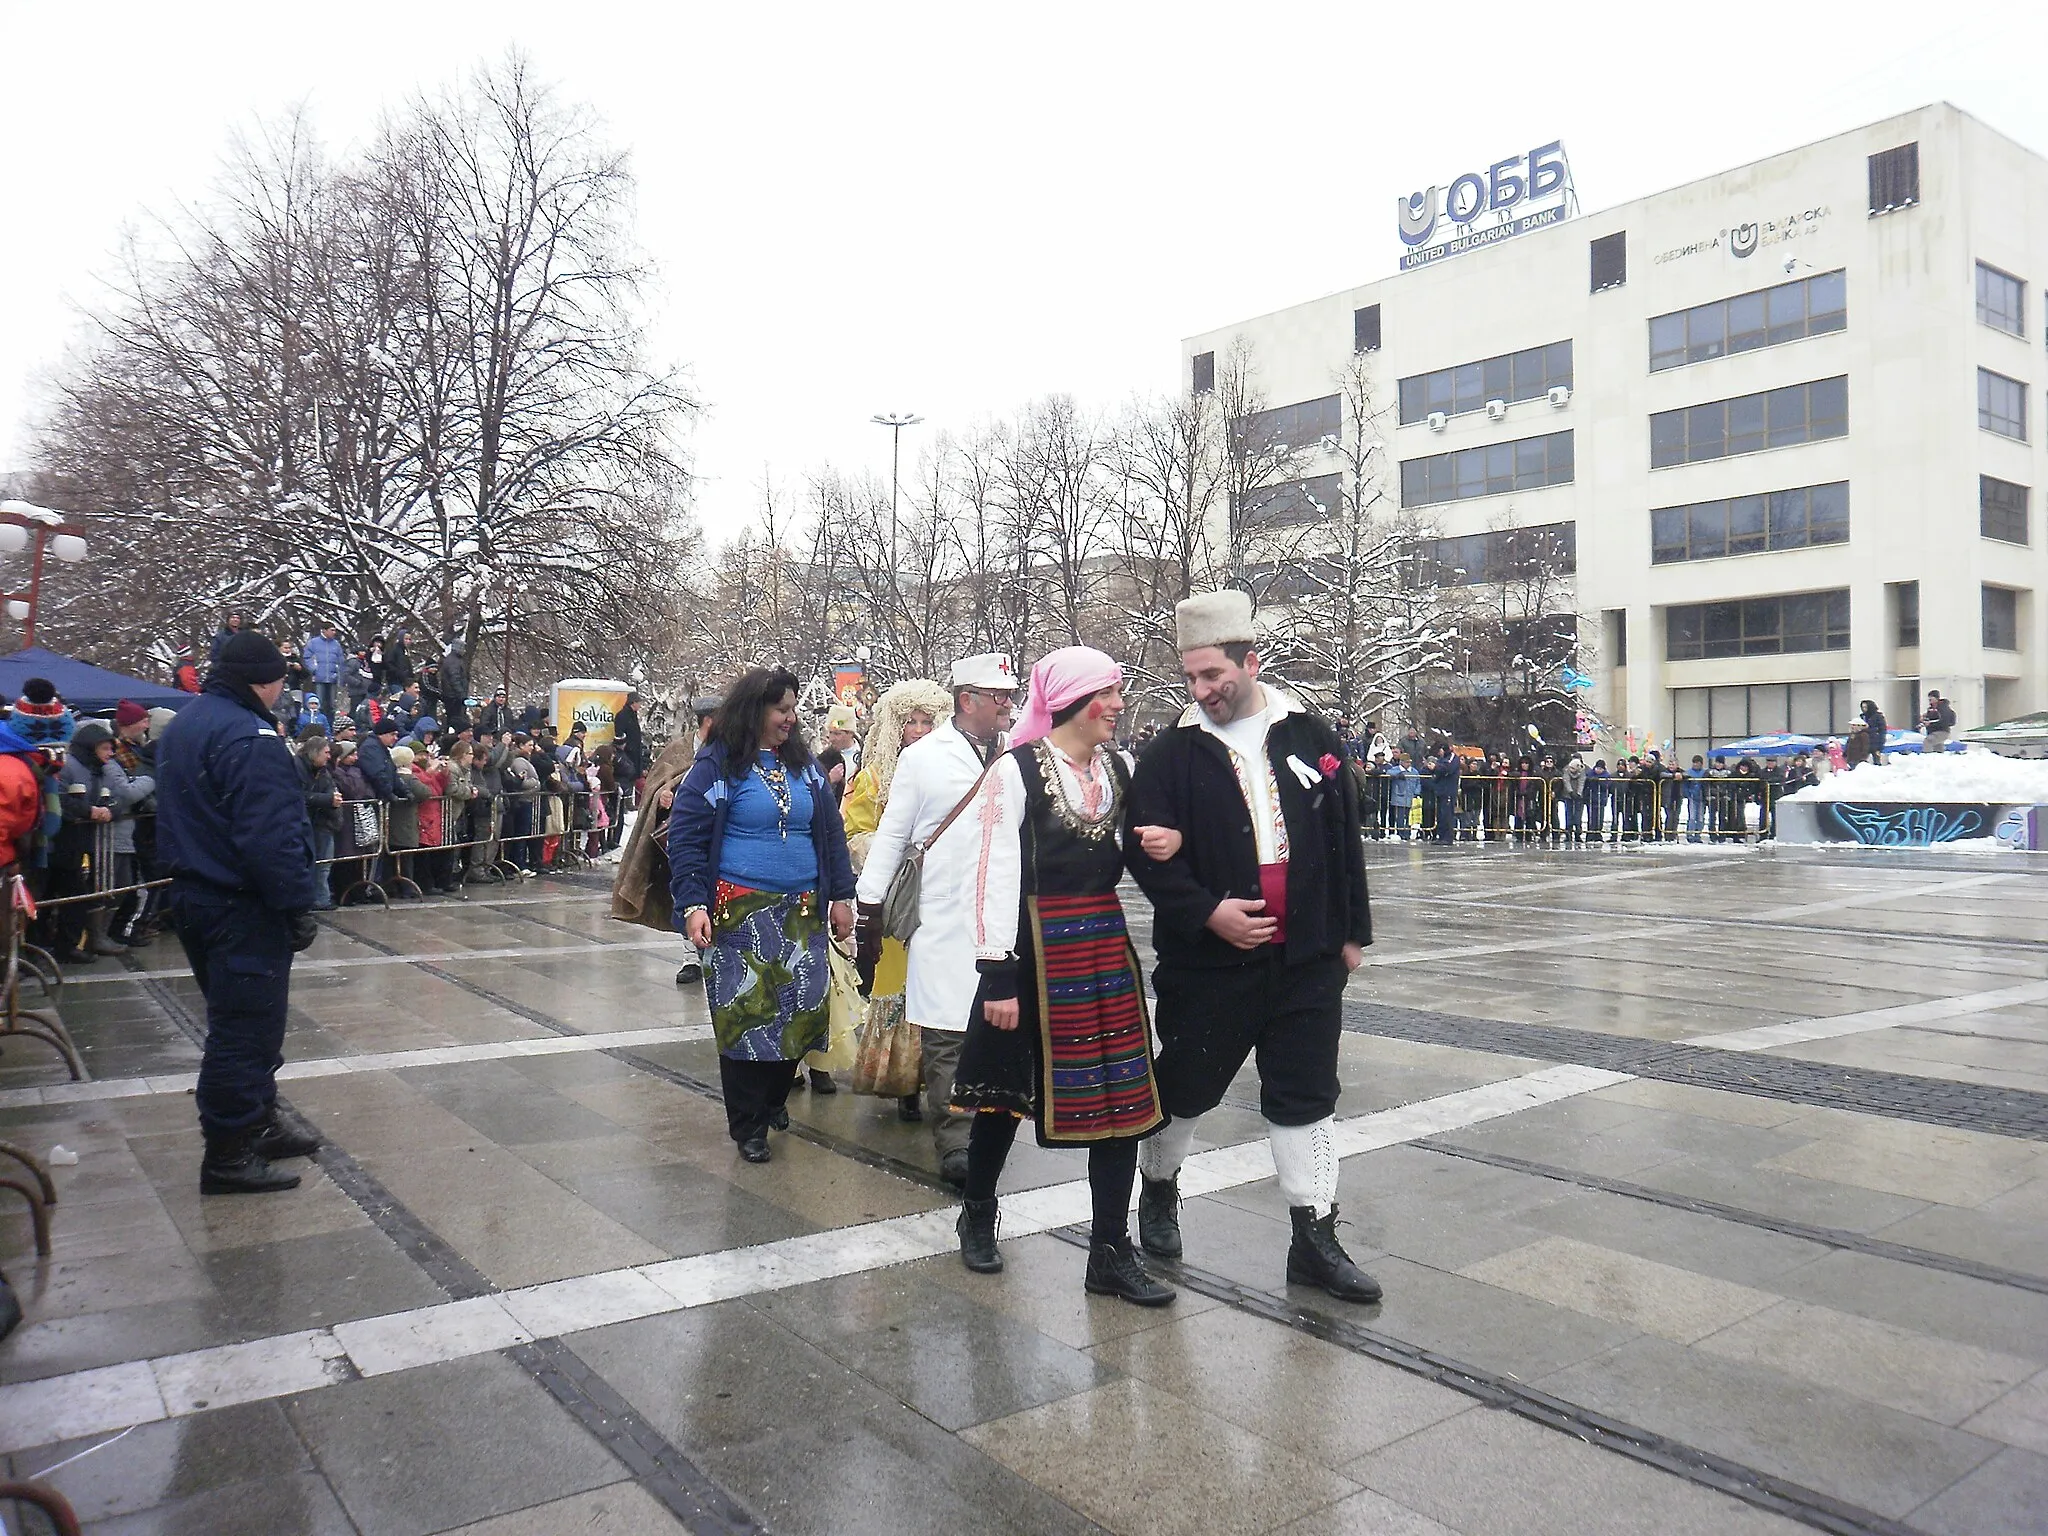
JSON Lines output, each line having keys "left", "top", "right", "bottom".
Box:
{"left": 1125, "top": 590, "right": 1381, "bottom": 1303}
{"left": 948, "top": 646, "right": 1180, "bottom": 1304}
{"left": 855, "top": 653, "right": 1018, "bottom": 1184}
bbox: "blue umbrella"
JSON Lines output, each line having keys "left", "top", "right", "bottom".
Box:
{"left": 1707, "top": 733, "right": 1822, "bottom": 759}
{"left": 1884, "top": 728, "right": 1964, "bottom": 754}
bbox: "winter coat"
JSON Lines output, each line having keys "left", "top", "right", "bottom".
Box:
{"left": 1125, "top": 691, "right": 1371, "bottom": 971}
{"left": 175, "top": 663, "right": 201, "bottom": 694}
{"left": 357, "top": 735, "right": 404, "bottom": 800}
{"left": 346, "top": 657, "right": 375, "bottom": 702}
{"left": 304, "top": 634, "right": 345, "bottom": 684}
{"left": 298, "top": 754, "right": 341, "bottom": 831}
{"left": 613, "top": 704, "right": 645, "bottom": 780}
{"left": 1562, "top": 761, "right": 1588, "bottom": 799}
{"left": 667, "top": 741, "right": 856, "bottom": 918}
{"left": 1860, "top": 704, "right": 1888, "bottom": 747}
{"left": 387, "top": 771, "right": 428, "bottom": 850}
{"left": 470, "top": 742, "right": 509, "bottom": 800}
{"left": 438, "top": 647, "right": 468, "bottom": 707}
{"left": 504, "top": 753, "right": 541, "bottom": 802}
{"left": 1387, "top": 764, "right": 1421, "bottom": 807}
{"left": 415, "top": 766, "right": 448, "bottom": 846}
{"left": 1428, "top": 750, "right": 1461, "bottom": 794}
{"left": 384, "top": 636, "right": 414, "bottom": 688}
{"left": 208, "top": 626, "right": 239, "bottom": 663}
{"left": 154, "top": 677, "right": 320, "bottom": 909}
{"left": 0, "top": 731, "right": 43, "bottom": 868}
{"left": 476, "top": 702, "right": 514, "bottom": 736}
{"left": 612, "top": 738, "right": 696, "bottom": 933}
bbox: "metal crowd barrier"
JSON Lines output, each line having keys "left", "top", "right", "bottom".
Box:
{"left": 1358, "top": 772, "right": 1789, "bottom": 845}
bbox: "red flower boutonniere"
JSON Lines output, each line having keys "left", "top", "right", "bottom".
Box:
{"left": 1318, "top": 753, "right": 1342, "bottom": 779}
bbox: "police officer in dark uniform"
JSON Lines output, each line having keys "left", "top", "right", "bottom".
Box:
{"left": 156, "top": 631, "right": 325, "bottom": 1194}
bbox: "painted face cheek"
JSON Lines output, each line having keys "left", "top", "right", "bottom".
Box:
{"left": 1086, "top": 699, "right": 1106, "bottom": 720}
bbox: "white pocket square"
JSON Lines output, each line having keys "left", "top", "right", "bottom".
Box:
{"left": 1285, "top": 755, "right": 1321, "bottom": 787}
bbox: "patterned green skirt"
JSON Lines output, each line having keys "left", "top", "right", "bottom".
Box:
{"left": 706, "top": 880, "right": 831, "bottom": 1061}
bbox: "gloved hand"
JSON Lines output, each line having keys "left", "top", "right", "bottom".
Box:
{"left": 287, "top": 911, "right": 320, "bottom": 952}
{"left": 854, "top": 901, "right": 884, "bottom": 997}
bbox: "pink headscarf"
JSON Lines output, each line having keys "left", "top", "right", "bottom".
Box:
{"left": 1008, "top": 646, "right": 1124, "bottom": 748}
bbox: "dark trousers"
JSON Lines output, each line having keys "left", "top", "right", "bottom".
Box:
{"left": 719, "top": 1055, "right": 800, "bottom": 1142}
{"left": 175, "top": 894, "right": 294, "bottom": 1137}
{"left": 1433, "top": 793, "right": 1458, "bottom": 843}
{"left": 504, "top": 800, "right": 535, "bottom": 868}
{"left": 1151, "top": 951, "right": 1346, "bottom": 1125}
{"left": 965, "top": 1112, "right": 1141, "bottom": 1243}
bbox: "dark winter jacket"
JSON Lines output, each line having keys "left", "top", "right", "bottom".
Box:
{"left": 613, "top": 704, "right": 645, "bottom": 780}
{"left": 666, "top": 741, "right": 856, "bottom": 919}
{"left": 1125, "top": 691, "right": 1371, "bottom": 970}
{"left": 384, "top": 635, "right": 414, "bottom": 688}
{"left": 154, "top": 677, "right": 321, "bottom": 910}
{"left": 357, "top": 735, "right": 404, "bottom": 801}
{"left": 298, "top": 753, "right": 341, "bottom": 831}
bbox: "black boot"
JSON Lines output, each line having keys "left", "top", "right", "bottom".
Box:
{"left": 738, "top": 1134, "right": 771, "bottom": 1163}
{"left": 898, "top": 1094, "right": 923, "bottom": 1122}
{"left": 252, "top": 1109, "right": 321, "bottom": 1161}
{"left": 957, "top": 1197, "right": 1003, "bottom": 1273}
{"left": 1084, "top": 1239, "right": 1175, "bottom": 1307}
{"left": 809, "top": 1069, "right": 838, "bottom": 1095}
{"left": 1286, "top": 1205, "right": 1381, "bottom": 1303}
{"left": 1137, "top": 1175, "right": 1182, "bottom": 1259}
{"left": 200, "top": 1131, "right": 302, "bottom": 1195}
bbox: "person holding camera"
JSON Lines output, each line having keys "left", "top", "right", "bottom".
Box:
{"left": 156, "top": 632, "right": 326, "bottom": 1195}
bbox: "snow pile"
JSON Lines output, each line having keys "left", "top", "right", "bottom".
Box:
{"left": 1784, "top": 753, "right": 2048, "bottom": 804}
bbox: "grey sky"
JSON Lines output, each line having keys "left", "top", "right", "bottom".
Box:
{"left": 3, "top": 1, "right": 2042, "bottom": 542}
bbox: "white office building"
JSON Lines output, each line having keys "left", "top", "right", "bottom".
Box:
{"left": 1183, "top": 103, "right": 2047, "bottom": 759}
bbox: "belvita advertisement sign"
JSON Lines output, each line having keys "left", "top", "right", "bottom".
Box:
{"left": 1399, "top": 141, "right": 1575, "bottom": 271}
{"left": 551, "top": 678, "right": 631, "bottom": 749}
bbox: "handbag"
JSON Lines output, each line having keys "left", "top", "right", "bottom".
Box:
{"left": 811, "top": 942, "right": 861, "bottom": 1072}
{"left": 880, "top": 760, "right": 996, "bottom": 943}
{"left": 848, "top": 991, "right": 922, "bottom": 1097}
{"left": 348, "top": 800, "right": 381, "bottom": 852}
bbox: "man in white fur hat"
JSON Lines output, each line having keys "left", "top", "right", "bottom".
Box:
{"left": 855, "top": 652, "right": 1015, "bottom": 1183}
{"left": 1125, "top": 590, "right": 1379, "bottom": 1302}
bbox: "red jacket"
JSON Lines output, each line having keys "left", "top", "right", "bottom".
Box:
{"left": 415, "top": 766, "right": 448, "bottom": 846}
{"left": 0, "top": 752, "right": 44, "bottom": 866}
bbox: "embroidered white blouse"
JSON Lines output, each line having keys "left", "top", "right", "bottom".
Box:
{"left": 968, "top": 743, "right": 1125, "bottom": 962}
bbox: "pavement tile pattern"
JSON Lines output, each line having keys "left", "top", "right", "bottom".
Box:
{"left": 2, "top": 845, "right": 2046, "bottom": 1534}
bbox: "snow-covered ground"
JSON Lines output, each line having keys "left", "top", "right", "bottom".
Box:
{"left": 1784, "top": 753, "right": 2048, "bottom": 804}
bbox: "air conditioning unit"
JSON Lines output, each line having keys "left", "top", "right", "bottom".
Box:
{"left": 1426, "top": 411, "right": 1447, "bottom": 433}
{"left": 1485, "top": 398, "right": 1508, "bottom": 421}
{"left": 1547, "top": 386, "right": 1572, "bottom": 408}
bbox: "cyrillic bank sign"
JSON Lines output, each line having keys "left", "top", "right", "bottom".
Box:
{"left": 1399, "top": 142, "right": 1574, "bottom": 271}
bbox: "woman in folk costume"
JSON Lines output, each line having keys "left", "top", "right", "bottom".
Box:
{"left": 833, "top": 678, "right": 951, "bottom": 1107}
{"left": 950, "top": 646, "right": 1182, "bottom": 1306}
{"left": 668, "top": 668, "right": 856, "bottom": 1163}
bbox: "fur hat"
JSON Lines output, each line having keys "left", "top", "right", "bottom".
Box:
{"left": 825, "top": 703, "right": 859, "bottom": 733}
{"left": 1174, "top": 590, "right": 1256, "bottom": 652}
{"left": 390, "top": 744, "right": 416, "bottom": 769}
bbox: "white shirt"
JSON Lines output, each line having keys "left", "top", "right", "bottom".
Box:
{"left": 969, "top": 743, "right": 1121, "bottom": 961}
{"left": 1185, "top": 684, "right": 1304, "bottom": 864}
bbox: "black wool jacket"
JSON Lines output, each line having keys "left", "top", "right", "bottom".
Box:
{"left": 1125, "top": 699, "right": 1372, "bottom": 970}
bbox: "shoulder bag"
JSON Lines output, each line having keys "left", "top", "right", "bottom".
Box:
{"left": 880, "top": 757, "right": 997, "bottom": 943}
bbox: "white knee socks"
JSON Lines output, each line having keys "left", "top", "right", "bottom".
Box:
{"left": 1140, "top": 1115, "right": 1199, "bottom": 1184}
{"left": 1268, "top": 1118, "right": 1338, "bottom": 1218}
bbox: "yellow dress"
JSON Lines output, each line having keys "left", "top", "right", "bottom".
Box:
{"left": 840, "top": 767, "right": 909, "bottom": 997}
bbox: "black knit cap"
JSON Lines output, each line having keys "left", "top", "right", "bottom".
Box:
{"left": 214, "top": 632, "right": 289, "bottom": 686}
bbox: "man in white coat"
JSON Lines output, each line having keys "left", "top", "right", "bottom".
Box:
{"left": 856, "top": 653, "right": 1015, "bottom": 1185}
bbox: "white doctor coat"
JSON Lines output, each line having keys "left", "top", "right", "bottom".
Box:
{"left": 855, "top": 721, "right": 995, "bottom": 1035}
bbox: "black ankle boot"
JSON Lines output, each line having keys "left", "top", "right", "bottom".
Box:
{"left": 1085, "top": 1239, "right": 1175, "bottom": 1307}
{"left": 957, "top": 1197, "right": 1003, "bottom": 1273}
{"left": 252, "top": 1110, "right": 321, "bottom": 1161}
{"left": 1286, "top": 1205, "right": 1382, "bottom": 1303}
{"left": 200, "top": 1132, "right": 302, "bottom": 1195}
{"left": 1137, "top": 1175, "right": 1182, "bottom": 1258}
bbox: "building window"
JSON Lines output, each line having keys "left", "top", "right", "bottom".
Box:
{"left": 1648, "top": 271, "right": 1847, "bottom": 372}
{"left": 1241, "top": 395, "right": 1341, "bottom": 453}
{"left": 1650, "top": 377, "right": 1848, "bottom": 468}
{"left": 1984, "top": 585, "right": 2019, "bottom": 650}
{"left": 1354, "top": 305, "right": 1382, "bottom": 353}
{"left": 1979, "top": 368, "right": 2027, "bottom": 440}
{"left": 1982, "top": 476, "right": 2030, "bottom": 545}
{"left": 1241, "top": 472, "right": 1343, "bottom": 529}
{"left": 1398, "top": 341, "right": 1572, "bottom": 425}
{"left": 1590, "top": 231, "right": 1626, "bottom": 292}
{"left": 1868, "top": 142, "right": 1919, "bottom": 215}
{"left": 1673, "top": 680, "right": 1853, "bottom": 765}
{"left": 1666, "top": 589, "right": 1850, "bottom": 660}
{"left": 1418, "top": 522, "right": 1578, "bottom": 586}
{"left": 1896, "top": 581, "right": 1920, "bottom": 648}
{"left": 1650, "top": 481, "right": 1849, "bottom": 564}
{"left": 1399, "top": 430, "right": 1574, "bottom": 508}
{"left": 1977, "top": 263, "right": 2025, "bottom": 337}
{"left": 1192, "top": 351, "right": 1215, "bottom": 394}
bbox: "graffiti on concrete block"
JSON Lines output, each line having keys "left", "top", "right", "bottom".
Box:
{"left": 1819, "top": 804, "right": 1987, "bottom": 846}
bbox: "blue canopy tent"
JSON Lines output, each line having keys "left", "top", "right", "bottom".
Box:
{"left": 1706, "top": 733, "right": 1821, "bottom": 759}
{"left": 0, "top": 645, "right": 191, "bottom": 715}
{"left": 1884, "top": 728, "right": 1965, "bottom": 754}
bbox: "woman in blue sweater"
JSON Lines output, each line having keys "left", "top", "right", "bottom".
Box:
{"left": 668, "top": 667, "right": 856, "bottom": 1162}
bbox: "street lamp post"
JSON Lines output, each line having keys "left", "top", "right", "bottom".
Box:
{"left": 869, "top": 412, "right": 923, "bottom": 585}
{"left": 0, "top": 502, "right": 89, "bottom": 648}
